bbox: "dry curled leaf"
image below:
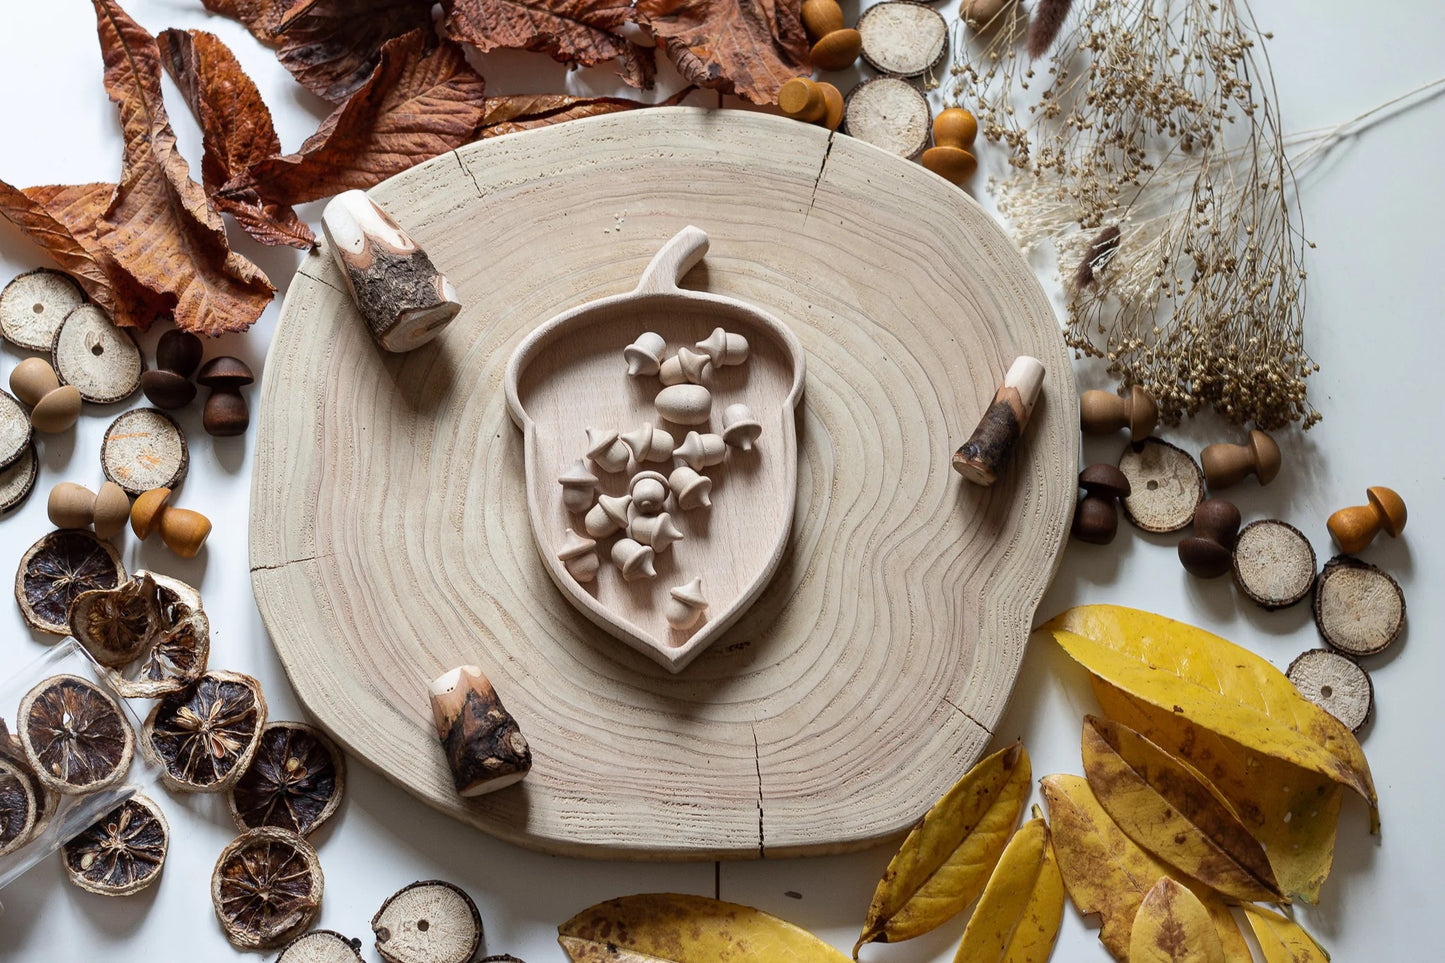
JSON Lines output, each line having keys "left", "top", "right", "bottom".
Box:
{"left": 273, "top": 0, "right": 438, "bottom": 103}
{"left": 93, "top": 0, "right": 274, "bottom": 335}
{"left": 477, "top": 87, "right": 695, "bottom": 137}
{"left": 1040, "top": 605, "right": 1376, "bottom": 818}
{"left": 159, "top": 28, "right": 313, "bottom": 250}
{"left": 1094, "top": 678, "right": 1343, "bottom": 905}
{"left": 951, "top": 815, "right": 1065, "bottom": 963}
{"left": 633, "top": 0, "right": 810, "bottom": 105}
{"left": 1241, "top": 905, "right": 1330, "bottom": 963}
{"left": 558, "top": 893, "right": 849, "bottom": 962}
{"left": 201, "top": 0, "right": 294, "bottom": 41}
{"left": 1128, "top": 877, "right": 1224, "bottom": 963}
{"left": 1080, "top": 715, "right": 1283, "bottom": 904}
{"left": 1040, "top": 775, "right": 1250, "bottom": 962}
{"left": 239, "top": 31, "right": 486, "bottom": 205}
{"left": 855, "top": 742, "right": 1031, "bottom": 955}
{"left": 442, "top": 0, "right": 655, "bottom": 90}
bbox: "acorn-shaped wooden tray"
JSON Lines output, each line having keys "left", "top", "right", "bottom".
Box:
{"left": 505, "top": 227, "right": 805, "bottom": 673}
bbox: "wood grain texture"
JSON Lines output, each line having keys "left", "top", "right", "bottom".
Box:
{"left": 250, "top": 107, "right": 1077, "bottom": 859}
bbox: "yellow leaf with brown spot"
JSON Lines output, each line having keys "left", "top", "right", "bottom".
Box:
{"left": 854, "top": 742, "right": 1031, "bottom": 955}
{"left": 951, "top": 816, "right": 1064, "bottom": 963}
{"left": 1081, "top": 715, "right": 1283, "bottom": 903}
{"left": 1094, "top": 678, "right": 1343, "bottom": 904}
{"left": 557, "top": 893, "right": 850, "bottom": 962}
{"left": 1041, "top": 606, "right": 1375, "bottom": 815}
{"left": 1129, "top": 877, "right": 1224, "bottom": 963}
{"left": 1242, "top": 905, "right": 1331, "bottom": 962}
{"left": 1040, "top": 775, "right": 1251, "bottom": 962}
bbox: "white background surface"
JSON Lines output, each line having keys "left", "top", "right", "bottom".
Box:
{"left": 2, "top": 1, "right": 1442, "bottom": 959}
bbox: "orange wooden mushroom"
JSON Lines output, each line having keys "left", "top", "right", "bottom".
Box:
{"left": 801, "top": 0, "right": 862, "bottom": 70}
{"left": 131, "top": 487, "right": 212, "bottom": 558}
{"left": 921, "top": 108, "right": 979, "bottom": 185}
{"left": 778, "top": 77, "right": 844, "bottom": 130}
{"left": 1328, "top": 486, "right": 1406, "bottom": 554}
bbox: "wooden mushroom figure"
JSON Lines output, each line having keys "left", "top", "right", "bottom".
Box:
{"left": 778, "top": 77, "right": 845, "bottom": 131}
{"left": 1328, "top": 486, "right": 1407, "bottom": 554}
{"left": 130, "top": 487, "right": 211, "bottom": 558}
{"left": 48, "top": 481, "right": 131, "bottom": 539}
{"left": 1200, "top": 429, "right": 1281, "bottom": 489}
{"left": 1079, "top": 386, "right": 1158, "bottom": 441}
{"left": 1071, "top": 464, "right": 1130, "bottom": 544}
{"left": 953, "top": 356, "right": 1045, "bottom": 486}
{"left": 428, "top": 665, "right": 531, "bottom": 796}
{"left": 140, "top": 330, "right": 203, "bottom": 409}
{"left": 921, "top": 108, "right": 979, "bottom": 185}
{"left": 321, "top": 189, "right": 462, "bottom": 353}
{"left": 197, "top": 357, "right": 254, "bottom": 437}
{"left": 800, "top": 0, "right": 862, "bottom": 70}
{"left": 1177, "top": 497, "right": 1241, "bottom": 578}
{"left": 8, "top": 357, "right": 81, "bottom": 433}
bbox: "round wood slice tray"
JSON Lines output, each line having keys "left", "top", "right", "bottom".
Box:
{"left": 251, "top": 107, "right": 1077, "bottom": 859}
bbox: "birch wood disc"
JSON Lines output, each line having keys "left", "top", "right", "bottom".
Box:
{"left": 251, "top": 108, "right": 1077, "bottom": 859}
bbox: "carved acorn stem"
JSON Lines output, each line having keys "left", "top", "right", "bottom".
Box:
{"left": 429, "top": 665, "right": 532, "bottom": 797}
{"left": 953, "top": 356, "right": 1045, "bottom": 486}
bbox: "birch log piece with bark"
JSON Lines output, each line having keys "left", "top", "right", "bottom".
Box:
{"left": 428, "top": 665, "right": 531, "bottom": 797}
{"left": 320, "top": 190, "right": 461, "bottom": 353}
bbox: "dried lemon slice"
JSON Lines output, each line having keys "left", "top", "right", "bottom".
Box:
{"left": 14, "top": 529, "right": 125, "bottom": 635}
{"left": 62, "top": 793, "right": 169, "bottom": 895}
{"left": 143, "top": 670, "right": 266, "bottom": 792}
{"left": 212, "top": 827, "right": 323, "bottom": 949}
{"left": 229, "top": 722, "right": 345, "bottom": 837}
{"left": 0, "top": 756, "right": 38, "bottom": 856}
{"left": 17, "top": 674, "right": 134, "bottom": 795}
{"left": 70, "top": 573, "right": 161, "bottom": 668}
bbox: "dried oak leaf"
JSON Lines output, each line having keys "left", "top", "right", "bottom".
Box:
{"left": 202, "top": 0, "right": 296, "bottom": 41}
{"left": 239, "top": 31, "right": 487, "bottom": 206}
{"left": 441, "top": 0, "right": 655, "bottom": 90}
{"left": 92, "top": 0, "right": 274, "bottom": 335}
{"left": 158, "top": 28, "right": 314, "bottom": 250}
{"left": 273, "top": 0, "right": 439, "bottom": 104}
{"left": 631, "top": 0, "right": 810, "bottom": 105}
{"left": 476, "top": 87, "right": 695, "bottom": 137}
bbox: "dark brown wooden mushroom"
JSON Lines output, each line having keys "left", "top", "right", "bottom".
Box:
{"left": 428, "top": 666, "right": 531, "bottom": 797}
{"left": 1177, "top": 497, "right": 1241, "bottom": 578}
{"left": 197, "top": 357, "right": 253, "bottom": 437}
{"left": 1071, "top": 464, "right": 1130, "bottom": 545}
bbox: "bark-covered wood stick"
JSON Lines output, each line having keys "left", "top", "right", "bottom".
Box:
{"left": 952, "top": 356, "right": 1045, "bottom": 486}
{"left": 428, "top": 665, "right": 532, "bottom": 796}
{"left": 321, "top": 190, "right": 462, "bottom": 353}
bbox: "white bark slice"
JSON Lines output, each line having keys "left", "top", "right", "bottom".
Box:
{"left": 1313, "top": 555, "right": 1405, "bottom": 656}
{"left": 277, "top": 930, "right": 366, "bottom": 963}
{"left": 52, "top": 304, "right": 143, "bottom": 404}
{"left": 101, "top": 408, "right": 189, "bottom": 495}
{"left": 1287, "top": 649, "right": 1373, "bottom": 732}
{"left": 844, "top": 77, "right": 932, "bottom": 159}
{"left": 372, "top": 880, "right": 482, "bottom": 963}
{"left": 1233, "top": 519, "right": 1317, "bottom": 610}
{"left": 1118, "top": 438, "right": 1204, "bottom": 532}
{"left": 0, "top": 389, "right": 31, "bottom": 468}
{"left": 858, "top": 2, "right": 949, "bottom": 77}
{"left": 0, "top": 268, "right": 85, "bottom": 351}
{"left": 0, "top": 442, "right": 37, "bottom": 515}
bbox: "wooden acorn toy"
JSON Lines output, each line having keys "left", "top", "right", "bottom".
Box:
{"left": 720, "top": 404, "right": 762, "bottom": 451}
{"left": 586, "top": 427, "right": 630, "bottom": 474}
{"left": 1079, "top": 386, "right": 1158, "bottom": 441}
{"left": 428, "top": 665, "right": 531, "bottom": 796}
{"left": 557, "top": 528, "right": 599, "bottom": 582}
{"left": 130, "top": 487, "right": 212, "bottom": 558}
{"left": 48, "top": 481, "right": 131, "bottom": 539}
{"left": 8, "top": 357, "right": 81, "bottom": 433}
{"left": 801, "top": 0, "right": 862, "bottom": 70}
{"left": 629, "top": 470, "right": 670, "bottom": 515}
{"left": 697, "top": 327, "right": 749, "bottom": 367}
{"left": 621, "top": 423, "right": 675, "bottom": 463}
{"left": 1071, "top": 464, "right": 1130, "bottom": 545}
{"left": 953, "top": 356, "right": 1045, "bottom": 486}
{"left": 676, "top": 431, "right": 726, "bottom": 471}
{"left": 140, "top": 330, "right": 203, "bottom": 409}
{"left": 921, "top": 108, "right": 979, "bottom": 185}
{"left": 778, "top": 77, "right": 845, "bottom": 131}
{"left": 630, "top": 512, "right": 684, "bottom": 554}
{"left": 611, "top": 537, "right": 657, "bottom": 581}
{"left": 1177, "top": 497, "right": 1241, "bottom": 578}
{"left": 623, "top": 332, "right": 666, "bottom": 377}
{"left": 557, "top": 459, "right": 600, "bottom": 513}
{"left": 658, "top": 347, "right": 713, "bottom": 386}
{"left": 668, "top": 465, "right": 713, "bottom": 511}
{"left": 584, "top": 493, "right": 632, "bottom": 538}
{"left": 666, "top": 577, "right": 708, "bottom": 631}
{"left": 197, "top": 357, "right": 254, "bottom": 437}
{"left": 1200, "top": 429, "right": 1280, "bottom": 489}
{"left": 1327, "top": 486, "right": 1407, "bottom": 555}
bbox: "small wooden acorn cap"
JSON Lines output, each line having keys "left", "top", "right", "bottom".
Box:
{"left": 623, "top": 331, "right": 666, "bottom": 376}
{"left": 52, "top": 303, "right": 144, "bottom": 404}
{"left": 428, "top": 665, "right": 531, "bottom": 796}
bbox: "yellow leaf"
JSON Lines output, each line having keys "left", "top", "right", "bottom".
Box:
{"left": 854, "top": 742, "right": 1030, "bottom": 954}
{"left": 1041, "top": 606, "right": 1375, "bottom": 813}
{"left": 950, "top": 816, "right": 1064, "bottom": 963}
{"left": 557, "top": 893, "right": 851, "bottom": 962}
{"left": 1094, "top": 678, "right": 1343, "bottom": 903}
{"left": 1128, "top": 877, "right": 1225, "bottom": 963}
{"left": 1242, "top": 904, "right": 1331, "bottom": 962}
{"left": 1081, "top": 715, "right": 1283, "bottom": 903}
{"left": 1040, "top": 775, "right": 1250, "bottom": 962}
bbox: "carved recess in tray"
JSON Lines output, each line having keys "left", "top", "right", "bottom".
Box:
{"left": 505, "top": 227, "right": 806, "bottom": 672}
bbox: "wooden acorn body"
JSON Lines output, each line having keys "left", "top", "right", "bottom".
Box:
{"left": 429, "top": 665, "right": 531, "bottom": 796}
{"left": 953, "top": 356, "right": 1045, "bottom": 486}
{"left": 321, "top": 190, "right": 462, "bottom": 353}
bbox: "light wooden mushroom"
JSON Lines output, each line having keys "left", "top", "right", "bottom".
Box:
{"left": 9, "top": 357, "right": 81, "bottom": 433}
{"left": 47, "top": 481, "right": 131, "bottom": 539}
{"left": 952, "top": 355, "right": 1044, "bottom": 486}
{"left": 1327, "top": 486, "right": 1406, "bottom": 555}
{"left": 1200, "top": 429, "right": 1281, "bottom": 489}
{"left": 130, "top": 487, "right": 211, "bottom": 558}
{"left": 1079, "top": 386, "right": 1158, "bottom": 440}
{"left": 321, "top": 190, "right": 462, "bottom": 353}
{"left": 428, "top": 666, "right": 531, "bottom": 796}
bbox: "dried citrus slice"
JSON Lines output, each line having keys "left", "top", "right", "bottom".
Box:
{"left": 109, "top": 573, "right": 210, "bottom": 698}
{"left": 14, "top": 529, "right": 125, "bottom": 635}
{"left": 212, "top": 827, "right": 324, "bottom": 949}
{"left": 372, "top": 880, "right": 483, "bottom": 963}
{"left": 143, "top": 670, "right": 266, "bottom": 792}
{"left": 61, "top": 793, "right": 169, "bottom": 895}
{"left": 17, "top": 674, "right": 134, "bottom": 794}
{"left": 70, "top": 573, "right": 161, "bottom": 668}
{"left": 0, "top": 728, "right": 58, "bottom": 843}
{"left": 0, "top": 756, "right": 38, "bottom": 856}
{"left": 229, "top": 722, "right": 345, "bottom": 837}
{"left": 276, "top": 930, "right": 365, "bottom": 963}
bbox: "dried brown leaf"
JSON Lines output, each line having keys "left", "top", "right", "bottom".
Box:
{"left": 273, "top": 0, "right": 437, "bottom": 103}
{"left": 159, "top": 29, "right": 313, "bottom": 250}
{"left": 476, "top": 87, "right": 694, "bottom": 137}
{"left": 0, "top": 181, "right": 122, "bottom": 324}
{"left": 441, "top": 0, "right": 654, "bottom": 90}
{"left": 92, "top": 0, "right": 274, "bottom": 335}
{"left": 632, "top": 0, "right": 810, "bottom": 105}
{"left": 201, "top": 0, "right": 295, "bottom": 42}
{"left": 239, "top": 31, "right": 486, "bottom": 205}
